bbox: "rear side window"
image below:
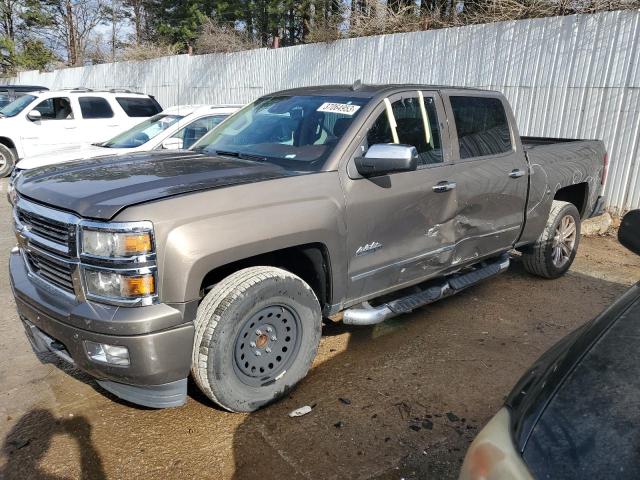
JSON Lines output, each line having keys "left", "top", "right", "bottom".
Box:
{"left": 79, "top": 96, "right": 114, "bottom": 119}
{"left": 450, "top": 96, "right": 512, "bottom": 159}
{"left": 116, "top": 97, "right": 162, "bottom": 117}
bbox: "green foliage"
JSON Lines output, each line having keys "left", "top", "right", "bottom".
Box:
{"left": 0, "top": 36, "right": 56, "bottom": 74}
{"left": 17, "top": 39, "right": 57, "bottom": 70}
{"left": 144, "top": 0, "right": 209, "bottom": 48}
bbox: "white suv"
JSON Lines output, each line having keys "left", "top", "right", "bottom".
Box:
{"left": 0, "top": 88, "right": 163, "bottom": 176}
{"left": 13, "top": 104, "right": 241, "bottom": 172}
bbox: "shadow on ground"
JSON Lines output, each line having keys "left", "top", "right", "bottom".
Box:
{"left": 1, "top": 410, "right": 105, "bottom": 480}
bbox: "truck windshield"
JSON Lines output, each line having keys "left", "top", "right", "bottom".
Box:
{"left": 191, "top": 95, "right": 369, "bottom": 171}
{"left": 101, "top": 113, "right": 184, "bottom": 148}
{"left": 0, "top": 94, "right": 36, "bottom": 117}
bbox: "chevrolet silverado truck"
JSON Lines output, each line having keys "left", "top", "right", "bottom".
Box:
{"left": 9, "top": 84, "right": 607, "bottom": 412}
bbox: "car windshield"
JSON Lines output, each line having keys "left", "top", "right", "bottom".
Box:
{"left": 101, "top": 113, "right": 184, "bottom": 148}
{"left": 0, "top": 94, "right": 36, "bottom": 117}
{"left": 191, "top": 95, "right": 369, "bottom": 171}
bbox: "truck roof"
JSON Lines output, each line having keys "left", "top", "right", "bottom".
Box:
{"left": 268, "top": 83, "right": 492, "bottom": 99}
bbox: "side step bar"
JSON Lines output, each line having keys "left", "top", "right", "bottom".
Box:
{"left": 342, "top": 254, "right": 510, "bottom": 326}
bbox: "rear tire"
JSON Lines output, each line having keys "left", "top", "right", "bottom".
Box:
{"left": 0, "top": 143, "right": 16, "bottom": 178}
{"left": 192, "top": 266, "right": 322, "bottom": 412}
{"left": 522, "top": 200, "right": 581, "bottom": 279}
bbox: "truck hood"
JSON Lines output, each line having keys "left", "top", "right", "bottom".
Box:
{"left": 16, "top": 144, "right": 130, "bottom": 170}
{"left": 15, "top": 151, "right": 299, "bottom": 220}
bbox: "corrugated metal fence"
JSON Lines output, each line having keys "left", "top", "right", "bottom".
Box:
{"left": 9, "top": 10, "right": 640, "bottom": 211}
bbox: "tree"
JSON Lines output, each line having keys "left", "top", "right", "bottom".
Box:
{"left": 143, "top": 0, "right": 208, "bottom": 49}
{"left": 22, "top": 0, "right": 107, "bottom": 65}
{"left": 0, "top": 0, "right": 20, "bottom": 41}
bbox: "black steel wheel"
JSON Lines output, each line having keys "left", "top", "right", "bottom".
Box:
{"left": 192, "top": 267, "right": 322, "bottom": 412}
{"left": 233, "top": 305, "right": 301, "bottom": 387}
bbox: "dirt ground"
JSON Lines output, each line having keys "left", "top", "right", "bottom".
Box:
{"left": 0, "top": 176, "right": 638, "bottom": 480}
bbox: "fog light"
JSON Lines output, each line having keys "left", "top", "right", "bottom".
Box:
{"left": 85, "top": 341, "right": 130, "bottom": 366}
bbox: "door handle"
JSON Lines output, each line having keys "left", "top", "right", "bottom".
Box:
{"left": 509, "top": 169, "right": 526, "bottom": 178}
{"left": 432, "top": 181, "right": 457, "bottom": 193}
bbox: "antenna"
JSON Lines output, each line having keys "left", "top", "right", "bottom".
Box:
{"left": 351, "top": 79, "right": 363, "bottom": 91}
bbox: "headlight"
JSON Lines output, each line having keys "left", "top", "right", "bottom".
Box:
{"left": 80, "top": 222, "right": 154, "bottom": 259}
{"left": 83, "top": 268, "right": 156, "bottom": 301}
{"left": 78, "top": 220, "right": 157, "bottom": 306}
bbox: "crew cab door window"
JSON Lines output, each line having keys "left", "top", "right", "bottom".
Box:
{"left": 33, "top": 97, "right": 73, "bottom": 120}
{"left": 366, "top": 95, "right": 443, "bottom": 167}
{"left": 449, "top": 96, "right": 512, "bottom": 159}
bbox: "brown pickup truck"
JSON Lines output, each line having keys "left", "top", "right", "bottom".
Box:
{"left": 9, "top": 84, "right": 607, "bottom": 412}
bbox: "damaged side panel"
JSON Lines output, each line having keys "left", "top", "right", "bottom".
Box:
{"left": 518, "top": 139, "right": 605, "bottom": 245}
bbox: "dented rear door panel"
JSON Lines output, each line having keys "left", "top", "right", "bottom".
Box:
{"left": 441, "top": 92, "right": 529, "bottom": 266}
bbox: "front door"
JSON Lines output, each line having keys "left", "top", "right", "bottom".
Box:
{"left": 341, "top": 91, "right": 458, "bottom": 304}
{"left": 22, "top": 96, "right": 78, "bottom": 157}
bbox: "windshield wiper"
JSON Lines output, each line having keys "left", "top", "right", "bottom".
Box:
{"left": 214, "top": 150, "right": 266, "bottom": 162}
{"left": 214, "top": 149, "right": 241, "bottom": 158}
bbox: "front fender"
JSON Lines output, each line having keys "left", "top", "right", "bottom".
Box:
{"left": 116, "top": 172, "right": 347, "bottom": 304}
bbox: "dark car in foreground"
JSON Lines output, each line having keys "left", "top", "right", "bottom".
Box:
{"left": 460, "top": 210, "right": 640, "bottom": 480}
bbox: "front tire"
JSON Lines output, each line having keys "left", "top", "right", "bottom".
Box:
{"left": 522, "top": 200, "right": 581, "bottom": 279}
{"left": 0, "top": 144, "right": 16, "bottom": 177}
{"left": 192, "top": 266, "right": 322, "bottom": 412}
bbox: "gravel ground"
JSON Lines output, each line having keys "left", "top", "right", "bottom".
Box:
{"left": 0, "top": 176, "right": 638, "bottom": 480}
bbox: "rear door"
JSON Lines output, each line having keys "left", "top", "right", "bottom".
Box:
{"left": 77, "top": 95, "right": 123, "bottom": 142}
{"left": 442, "top": 92, "right": 528, "bottom": 265}
{"left": 342, "top": 90, "right": 458, "bottom": 303}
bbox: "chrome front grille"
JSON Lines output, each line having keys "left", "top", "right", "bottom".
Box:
{"left": 17, "top": 208, "right": 73, "bottom": 246}
{"left": 24, "top": 249, "right": 75, "bottom": 293}
{"left": 13, "top": 198, "right": 80, "bottom": 297}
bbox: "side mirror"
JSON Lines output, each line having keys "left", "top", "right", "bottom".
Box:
{"left": 355, "top": 144, "right": 418, "bottom": 177}
{"left": 27, "top": 110, "right": 42, "bottom": 122}
{"left": 619, "top": 209, "right": 640, "bottom": 256}
{"left": 161, "top": 137, "right": 183, "bottom": 150}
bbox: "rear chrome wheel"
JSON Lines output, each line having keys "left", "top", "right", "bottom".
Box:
{"left": 522, "top": 200, "right": 581, "bottom": 279}
{"left": 551, "top": 214, "right": 577, "bottom": 268}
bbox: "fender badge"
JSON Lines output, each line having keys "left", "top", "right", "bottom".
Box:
{"left": 356, "top": 242, "right": 382, "bottom": 256}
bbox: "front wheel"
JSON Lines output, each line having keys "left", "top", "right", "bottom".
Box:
{"left": 0, "top": 143, "right": 16, "bottom": 177}
{"left": 522, "top": 200, "right": 581, "bottom": 279}
{"left": 192, "top": 266, "right": 322, "bottom": 412}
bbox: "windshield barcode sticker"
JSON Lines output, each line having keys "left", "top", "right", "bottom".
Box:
{"left": 317, "top": 103, "right": 361, "bottom": 116}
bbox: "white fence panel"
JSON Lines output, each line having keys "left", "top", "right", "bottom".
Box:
{"left": 8, "top": 10, "right": 640, "bottom": 211}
